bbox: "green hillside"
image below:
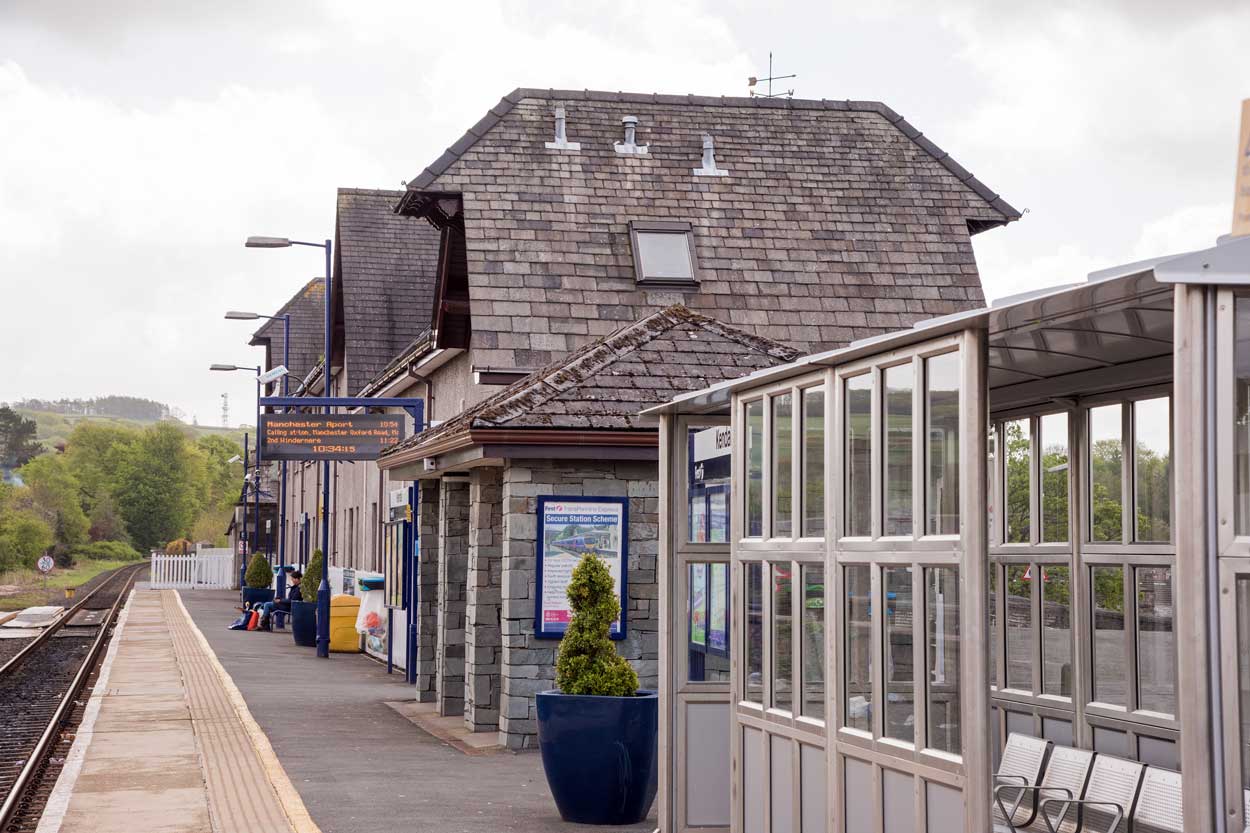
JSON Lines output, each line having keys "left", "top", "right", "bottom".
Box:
{"left": 18, "top": 409, "right": 250, "bottom": 450}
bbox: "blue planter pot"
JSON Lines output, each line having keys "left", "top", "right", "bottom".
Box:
{"left": 290, "top": 600, "right": 317, "bottom": 647}
{"left": 242, "top": 587, "right": 274, "bottom": 607}
{"left": 536, "top": 690, "right": 658, "bottom": 825}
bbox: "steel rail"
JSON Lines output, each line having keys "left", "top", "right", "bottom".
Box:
{"left": 0, "top": 563, "right": 143, "bottom": 680}
{"left": 0, "top": 562, "right": 143, "bottom": 831}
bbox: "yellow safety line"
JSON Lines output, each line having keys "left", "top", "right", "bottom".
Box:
{"left": 170, "top": 590, "right": 322, "bottom": 833}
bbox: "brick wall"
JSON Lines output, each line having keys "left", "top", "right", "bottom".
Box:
{"left": 436, "top": 479, "right": 469, "bottom": 716}
{"left": 413, "top": 481, "right": 440, "bottom": 701}
{"left": 498, "top": 459, "right": 659, "bottom": 749}
{"left": 464, "top": 467, "right": 503, "bottom": 732}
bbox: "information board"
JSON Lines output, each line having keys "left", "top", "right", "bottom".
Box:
{"left": 534, "top": 496, "right": 628, "bottom": 640}
{"left": 260, "top": 414, "right": 405, "bottom": 461}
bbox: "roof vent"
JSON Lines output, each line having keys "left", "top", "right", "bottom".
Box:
{"left": 615, "top": 115, "right": 648, "bottom": 155}
{"left": 544, "top": 105, "right": 580, "bottom": 151}
{"left": 692, "top": 133, "right": 728, "bottom": 177}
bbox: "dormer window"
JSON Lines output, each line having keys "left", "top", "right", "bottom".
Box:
{"left": 629, "top": 221, "right": 698, "bottom": 287}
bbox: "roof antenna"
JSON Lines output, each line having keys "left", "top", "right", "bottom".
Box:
{"left": 748, "top": 52, "right": 796, "bottom": 99}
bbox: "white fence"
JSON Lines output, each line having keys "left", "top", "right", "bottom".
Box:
{"left": 150, "top": 548, "right": 234, "bottom": 590}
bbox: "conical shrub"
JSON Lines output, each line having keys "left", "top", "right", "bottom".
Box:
{"left": 554, "top": 554, "right": 638, "bottom": 696}
{"left": 244, "top": 552, "right": 272, "bottom": 589}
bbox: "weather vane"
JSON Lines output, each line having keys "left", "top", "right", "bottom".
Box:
{"left": 748, "top": 52, "right": 796, "bottom": 99}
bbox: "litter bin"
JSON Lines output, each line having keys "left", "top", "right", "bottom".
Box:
{"left": 329, "top": 593, "right": 362, "bottom": 653}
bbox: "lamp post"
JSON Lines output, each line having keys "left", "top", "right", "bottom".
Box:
{"left": 246, "top": 235, "right": 333, "bottom": 659}
{"left": 211, "top": 363, "right": 262, "bottom": 583}
{"left": 226, "top": 310, "right": 292, "bottom": 597}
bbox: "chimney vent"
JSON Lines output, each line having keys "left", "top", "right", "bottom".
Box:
{"left": 544, "top": 105, "right": 580, "bottom": 151}
{"left": 615, "top": 115, "right": 649, "bottom": 155}
{"left": 692, "top": 132, "right": 728, "bottom": 177}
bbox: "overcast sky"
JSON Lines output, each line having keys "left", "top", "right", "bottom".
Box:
{"left": 0, "top": 1, "right": 1244, "bottom": 428}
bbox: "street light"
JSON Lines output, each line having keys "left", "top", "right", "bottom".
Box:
{"left": 226, "top": 307, "right": 294, "bottom": 600}
{"left": 212, "top": 363, "right": 263, "bottom": 582}
{"left": 247, "top": 234, "right": 333, "bottom": 659}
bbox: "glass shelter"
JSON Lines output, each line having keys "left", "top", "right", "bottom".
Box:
{"left": 649, "top": 235, "right": 1250, "bottom": 832}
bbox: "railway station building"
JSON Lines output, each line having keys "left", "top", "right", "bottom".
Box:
{"left": 350, "top": 87, "right": 1021, "bottom": 750}
{"left": 645, "top": 234, "right": 1250, "bottom": 832}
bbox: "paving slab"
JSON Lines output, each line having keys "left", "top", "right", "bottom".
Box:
{"left": 181, "top": 589, "right": 659, "bottom": 833}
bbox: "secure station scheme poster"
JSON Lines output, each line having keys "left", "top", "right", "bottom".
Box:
{"left": 534, "top": 496, "right": 628, "bottom": 639}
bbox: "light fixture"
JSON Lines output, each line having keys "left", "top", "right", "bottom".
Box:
{"left": 245, "top": 236, "right": 292, "bottom": 248}
{"left": 225, "top": 311, "right": 261, "bottom": 320}
{"left": 210, "top": 363, "right": 243, "bottom": 372}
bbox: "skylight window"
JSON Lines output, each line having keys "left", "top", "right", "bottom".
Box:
{"left": 629, "top": 221, "right": 698, "bottom": 286}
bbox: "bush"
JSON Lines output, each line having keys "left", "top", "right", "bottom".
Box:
{"left": 244, "top": 553, "right": 272, "bottom": 589}
{"left": 70, "top": 540, "right": 142, "bottom": 562}
{"left": 301, "top": 549, "right": 324, "bottom": 601}
{"left": 554, "top": 554, "right": 638, "bottom": 697}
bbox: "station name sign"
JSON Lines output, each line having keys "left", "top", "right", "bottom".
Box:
{"left": 260, "top": 414, "right": 405, "bottom": 461}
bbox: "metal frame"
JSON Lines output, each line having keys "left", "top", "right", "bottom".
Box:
{"left": 628, "top": 220, "right": 700, "bottom": 287}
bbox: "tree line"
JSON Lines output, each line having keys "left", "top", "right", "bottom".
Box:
{"left": 6, "top": 395, "right": 172, "bottom": 422}
{"left": 0, "top": 406, "right": 242, "bottom": 571}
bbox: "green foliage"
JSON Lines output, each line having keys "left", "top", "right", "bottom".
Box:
{"left": 69, "top": 540, "right": 142, "bottom": 562}
{"left": 87, "top": 493, "right": 130, "bottom": 543}
{"left": 110, "top": 422, "right": 209, "bottom": 550}
{"left": 0, "top": 406, "right": 41, "bottom": 469}
{"left": 301, "top": 549, "right": 324, "bottom": 600}
{"left": 0, "top": 507, "right": 55, "bottom": 571}
{"left": 245, "top": 553, "right": 272, "bottom": 589}
{"left": 18, "top": 454, "right": 89, "bottom": 551}
{"left": 555, "top": 554, "right": 638, "bottom": 697}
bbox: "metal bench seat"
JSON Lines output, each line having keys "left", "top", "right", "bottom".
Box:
{"left": 1039, "top": 754, "right": 1144, "bottom": 833}
{"left": 994, "top": 745, "right": 1094, "bottom": 833}
{"left": 993, "top": 734, "right": 1052, "bottom": 829}
{"left": 1129, "top": 767, "right": 1182, "bottom": 833}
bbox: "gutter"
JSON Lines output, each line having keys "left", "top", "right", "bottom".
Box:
{"left": 377, "top": 427, "right": 657, "bottom": 471}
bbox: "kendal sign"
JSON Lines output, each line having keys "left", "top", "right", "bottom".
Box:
{"left": 260, "top": 414, "right": 405, "bottom": 461}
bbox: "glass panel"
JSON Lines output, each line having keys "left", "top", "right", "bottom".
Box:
{"left": 688, "top": 426, "right": 732, "bottom": 544}
{"left": 988, "top": 425, "right": 998, "bottom": 542}
{"left": 1237, "top": 297, "right": 1250, "bottom": 534}
{"left": 1091, "top": 565, "right": 1127, "bottom": 706}
{"left": 1041, "top": 413, "right": 1070, "bottom": 543}
{"left": 845, "top": 374, "right": 873, "bottom": 537}
{"left": 688, "top": 563, "right": 731, "bottom": 682}
{"left": 802, "top": 388, "right": 825, "bottom": 537}
{"left": 1134, "top": 397, "right": 1171, "bottom": 543}
{"left": 1236, "top": 578, "right": 1250, "bottom": 789}
{"left": 773, "top": 394, "right": 794, "bottom": 538}
{"left": 746, "top": 402, "right": 764, "bottom": 537}
{"left": 883, "top": 566, "right": 914, "bottom": 743}
{"left": 926, "top": 567, "right": 960, "bottom": 754}
{"left": 1004, "top": 564, "right": 1033, "bottom": 691}
{"left": 636, "top": 231, "right": 693, "bottom": 280}
{"left": 801, "top": 564, "right": 825, "bottom": 720}
{"left": 989, "top": 565, "right": 998, "bottom": 687}
{"left": 1004, "top": 418, "right": 1032, "bottom": 544}
{"left": 884, "top": 363, "right": 914, "bottom": 536}
{"left": 1042, "top": 565, "right": 1073, "bottom": 697}
{"left": 1089, "top": 404, "right": 1123, "bottom": 543}
{"left": 773, "top": 564, "right": 793, "bottom": 711}
{"left": 1136, "top": 566, "right": 1175, "bottom": 714}
{"left": 844, "top": 565, "right": 872, "bottom": 732}
{"left": 745, "top": 562, "right": 764, "bottom": 703}
{"left": 926, "top": 351, "right": 961, "bottom": 535}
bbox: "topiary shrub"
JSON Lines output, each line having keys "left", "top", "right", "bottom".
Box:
{"left": 555, "top": 554, "right": 638, "bottom": 697}
{"left": 301, "top": 549, "right": 324, "bottom": 599}
{"left": 244, "top": 553, "right": 272, "bottom": 589}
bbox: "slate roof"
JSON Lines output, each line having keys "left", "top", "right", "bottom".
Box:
{"left": 396, "top": 88, "right": 1016, "bottom": 373}
{"left": 250, "top": 278, "right": 325, "bottom": 390}
{"left": 379, "top": 305, "right": 800, "bottom": 461}
{"left": 335, "top": 188, "right": 441, "bottom": 394}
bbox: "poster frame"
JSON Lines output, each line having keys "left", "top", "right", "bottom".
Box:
{"left": 533, "top": 495, "right": 629, "bottom": 641}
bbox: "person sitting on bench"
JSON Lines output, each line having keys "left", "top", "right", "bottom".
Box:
{"left": 258, "top": 571, "right": 301, "bottom": 631}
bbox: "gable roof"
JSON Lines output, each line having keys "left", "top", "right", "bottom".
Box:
{"left": 250, "top": 278, "right": 325, "bottom": 389}
{"left": 378, "top": 304, "right": 800, "bottom": 466}
{"left": 334, "top": 188, "right": 442, "bottom": 394}
{"left": 401, "top": 87, "right": 1019, "bottom": 225}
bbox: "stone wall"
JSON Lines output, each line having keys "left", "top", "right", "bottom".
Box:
{"left": 413, "top": 481, "right": 440, "bottom": 702}
{"left": 498, "top": 459, "right": 659, "bottom": 749}
{"left": 436, "top": 479, "right": 469, "bottom": 716}
{"left": 464, "top": 467, "right": 503, "bottom": 732}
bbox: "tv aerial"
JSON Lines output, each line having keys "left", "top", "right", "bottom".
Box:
{"left": 748, "top": 52, "right": 796, "bottom": 99}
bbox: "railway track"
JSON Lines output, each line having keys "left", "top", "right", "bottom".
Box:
{"left": 0, "top": 562, "right": 145, "bottom": 833}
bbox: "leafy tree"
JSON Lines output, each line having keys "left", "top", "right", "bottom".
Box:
{"left": 64, "top": 423, "right": 136, "bottom": 510}
{"left": 555, "top": 554, "right": 638, "bottom": 697}
{"left": 18, "top": 454, "right": 89, "bottom": 552}
{"left": 88, "top": 493, "right": 130, "bottom": 543}
{"left": 111, "top": 422, "right": 207, "bottom": 550}
{"left": 0, "top": 406, "right": 41, "bottom": 469}
{"left": 0, "top": 510, "right": 55, "bottom": 571}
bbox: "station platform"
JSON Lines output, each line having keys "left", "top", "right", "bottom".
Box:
{"left": 41, "top": 587, "right": 656, "bottom": 833}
